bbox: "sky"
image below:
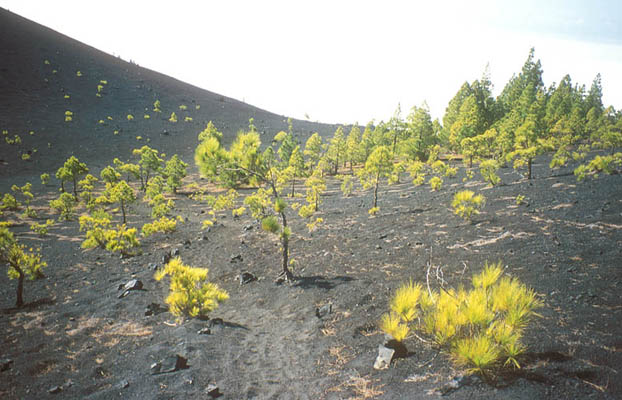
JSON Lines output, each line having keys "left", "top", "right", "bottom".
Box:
{"left": 1, "top": 0, "right": 621, "bottom": 125}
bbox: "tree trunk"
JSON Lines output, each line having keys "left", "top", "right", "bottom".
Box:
{"left": 373, "top": 173, "right": 379, "bottom": 208}
{"left": 15, "top": 267, "right": 24, "bottom": 307}
{"left": 291, "top": 179, "right": 295, "bottom": 197}
{"left": 72, "top": 177, "right": 78, "bottom": 199}
{"left": 280, "top": 211, "right": 293, "bottom": 280}
{"left": 527, "top": 158, "right": 532, "bottom": 180}
{"left": 121, "top": 199, "right": 126, "bottom": 224}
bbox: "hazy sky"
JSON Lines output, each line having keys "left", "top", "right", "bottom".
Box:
{"left": 2, "top": 1, "right": 621, "bottom": 124}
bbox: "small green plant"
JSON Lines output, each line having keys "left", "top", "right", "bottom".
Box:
{"left": 144, "top": 114, "right": 150, "bottom": 119}
{"left": 141, "top": 216, "right": 177, "bottom": 237}
{"left": 76, "top": 70, "right": 82, "bottom": 77}
{"left": 479, "top": 159, "right": 501, "bottom": 186}
{"left": 452, "top": 190, "right": 485, "bottom": 221}
{"left": 31, "top": 219, "right": 55, "bottom": 236}
{"left": 49, "top": 192, "right": 76, "bottom": 220}
{"left": 0, "top": 227, "right": 47, "bottom": 307}
{"left": 515, "top": 195, "right": 526, "bottom": 205}
{"left": 340, "top": 175, "right": 354, "bottom": 197}
{"left": 179, "top": 104, "right": 187, "bottom": 111}
{"left": 184, "top": 116, "right": 193, "bottom": 122}
{"left": 1, "top": 193, "right": 21, "bottom": 211}
{"left": 65, "top": 110, "right": 73, "bottom": 122}
{"left": 368, "top": 206, "right": 379, "bottom": 216}
{"left": 153, "top": 100, "right": 162, "bottom": 113}
{"left": 79, "top": 211, "right": 140, "bottom": 255}
{"left": 154, "top": 257, "right": 229, "bottom": 320}
{"left": 21, "top": 154, "right": 31, "bottom": 161}
{"left": 169, "top": 112, "right": 178, "bottom": 123}
{"left": 429, "top": 176, "right": 443, "bottom": 191}
{"left": 232, "top": 206, "right": 246, "bottom": 217}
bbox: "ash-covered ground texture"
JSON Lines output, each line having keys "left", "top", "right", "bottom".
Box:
{"left": 1, "top": 7, "right": 621, "bottom": 400}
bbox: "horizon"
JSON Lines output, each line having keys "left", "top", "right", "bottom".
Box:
{"left": 1, "top": 1, "right": 621, "bottom": 125}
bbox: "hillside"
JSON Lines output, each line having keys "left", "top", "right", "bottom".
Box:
{"left": 0, "top": 7, "right": 338, "bottom": 183}
{"left": 0, "top": 7, "right": 621, "bottom": 400}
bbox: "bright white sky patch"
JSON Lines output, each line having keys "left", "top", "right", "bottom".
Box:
{"left": 1, "top": 0, "right": 621, "bottom": 124}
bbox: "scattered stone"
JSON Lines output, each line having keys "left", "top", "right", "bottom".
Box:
{"left": 373, "top": 344, "right": 395, "bottom": 370}
{"left": 237, "top": 272, "right": 256, "bottom": 285}
{"left": 148, "top": 262, "right": 159, "bottom": 271}
{"left": 62, "top": 380, "right": 73, "bottom": 390}
{"left": 375, "top": 245, "right": 382, "bottom": 250}
{"left": 428, "top": 375, "right": 472, "bottom": 396}
{"left": 48, "top": 386, "right": 62, "bottom": 394}
{"left": 145, "top": 303, "right": 167, "bottom": 316}
{"left": 162, "top": 251, "right": 172, "bottom": 265}
{"left": 243, "top": 224, "right": 253, "bottom": 232}
{"left": 0, "top": 359, "right": 13, "bottom": 372}
{"left": 171, "top": 248, "right": 180, "bottom": 257}
{"left": 378, "top": 233, "right": 388, "bottom": 240}
{"left": 197, "top": 327, "right": 211, "bottom": 335}
{"left": 183, "top": 239, "right": 191, "bottom": 247}
{"left": 316, "top": 303, "right": 332, "bottom": 318}
{"left": 151, "top": 354, "right": 188, "bottom": 375}
{"left": 230, "top": 254, "right": 243, "bottom": 263}
{"left": 207, "top": 318, "right": 225, "bottom": 329}
{"left": 198, "top": 233, "right": 208, "bottom": 241}
{"left": 162, "top": 130, "right": 169, "bottom": 136}
{"left": 117, "top": 379, "right": 130, "bottom": 389}
{"left": 206, "top": 383, "right": 222, "bottom": 398}
{"left": 118, "top": 279, "right": 143, "bottom": 298}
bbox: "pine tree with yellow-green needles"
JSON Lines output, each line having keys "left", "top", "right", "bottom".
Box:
{"left": 380, "top": 261, "right": 542, "bottom": 375}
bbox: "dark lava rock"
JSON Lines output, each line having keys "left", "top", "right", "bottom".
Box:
{"left": 162, "top": 251, "right": 172, "bottom": 265}
{"left": 144, "top": 302, "right": 168, "bottom": 316}
{"left": 243, "top": 224, "right": 253, "bottom": 232}
{"left": 206, "top": 383, "right": 222, "bottom": 398}
{"left": 237, "top": 272, "right": 256, "bottom": 285}
{"left": 183, "top": 239, "right": 191, "bottom": 247}
{"left": 315, "top": 303, "right": 332, "bottom": 318}
{"left": 197, "top": 327, "right": 211, "bottom": 335}
{"left": 148, "top": 262, "right": 159, "bottom": 271}
{"left": 117, "top": 379, "right": 130, "bottom": 389}
{"left": 151, "top": 354, "right": 188, "bottom": 375}
{"left": 171, "top": 248, "right": 180, "bottom": 257}
{"left": 48, "top": 386, "right": 62, "bottom": 394}
{"left": 0, "top": 358, "right": 12, "bottom": 372}
{"left": 230, "top": 254, "right": 243, "bottom": 263}
{"left": 118, "top": 279, "right": 143, "bottom": 298}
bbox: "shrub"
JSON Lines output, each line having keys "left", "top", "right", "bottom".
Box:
{"left": 515, "top": 195, "right": 526, "bottom": 205}
{"left": 154, "top": 257, "right": 228, "bottom": 320}
{"left": 141, "top": 216, "right": 177, "bottom": 237}
{"left": 381, "top": 261, "right": 542, "bottom": 374}
{"left": 340, "top": 175, "right": 354, "bottom": 197}
{"left": 452, "top": 190, "right": 485, "bottom": 221}
{"left": 0, "top": 227, "right": 47, "bottom": 307}
{"left": 429, "top": 176, "right": 443, "bottom": 191}
{"left": 149, "top": 194, "right": 174, "bottom": 219}
{"left": 79, "top": 212, "right": 140, "bottom": 255}
{"left": 49, "top": 192, "right": 76, "bottom": 220}
{"left": 232, "top": 206, "right": 245, "bottom": 217}
{"left": 1, "top": 193, "right": 21, "bottom": 211}
{"left": 31, "top": 219, "right": 55, "bottom": 236}
{"left": 479, "top": 159, "right": 501, "bottom": 186}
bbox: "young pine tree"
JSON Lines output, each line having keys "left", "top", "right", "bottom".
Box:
{"left": 0, "top": 227, "right": 47, "bottom": 307}
{"left": 358, "top": 145, "right": 393, "bottom": 210}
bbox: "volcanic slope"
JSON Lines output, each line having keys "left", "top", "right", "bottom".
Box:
{"left": 0, "top": 7, "right": 338, "bottom": 183}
